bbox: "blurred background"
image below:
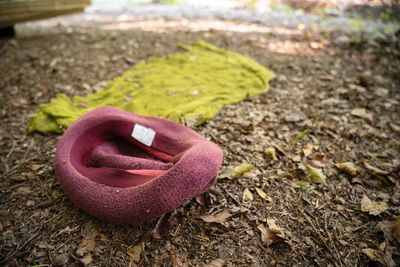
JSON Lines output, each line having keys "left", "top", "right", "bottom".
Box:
{"left": 1, "top": 0, "right": 399, "bottom": 35}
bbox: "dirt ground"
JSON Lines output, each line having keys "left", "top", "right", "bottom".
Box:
{"left": 1, "top": 16, "right": 400, "bottom": 267}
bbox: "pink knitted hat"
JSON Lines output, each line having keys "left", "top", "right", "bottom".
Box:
{"left": 55, "top": 106, "right": 223, "bottom": 224}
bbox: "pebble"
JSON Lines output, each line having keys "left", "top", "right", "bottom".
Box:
{"left": 285, "top": 112, "right": 306, "bottom": 122}
{"left": 53, "top": 253, "right": 69, "bottom": 266}
{"left": 26, "top": 200, "right": 35, "bottom": 207}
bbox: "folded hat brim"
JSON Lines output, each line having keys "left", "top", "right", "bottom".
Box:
{"left": 55, "top": 106, "right": 223, "bottom": 224}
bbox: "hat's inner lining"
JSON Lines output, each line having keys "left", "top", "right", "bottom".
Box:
{"left": 70, "top": 120, "right": 176, "bottom": 187}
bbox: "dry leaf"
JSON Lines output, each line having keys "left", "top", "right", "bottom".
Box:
{"left": 203, "top": 258, "right": 225, "bottom": 267}
{"left": 257, "top": 218, "right": 287, "bottom": 246}
{"left": 362, "top": 243, "right": 396, "bottom": 267}
{"left": 273, "top": 144, "right": 286, "bottom": 156}
{"left": 171, "top": 255, "right": 188, "bottom": 267}
{"left": 152, "top": 213, "right": 171, "bottom": 239}
{"left": 302, "top": 144, "right": 315, "bottom": 157}
{"left": 361, "top": 195, "right": 388, "bottom": 215}
{"left": 195, "top": 194, "right": 206, "bottom": 206}
{"left": 255, "top": 188, "right": 272, "bottom": 201}
{"left": 242, "top": 188, "right": 253, "bottom": 203}
{"left": 13, "top": 186, "right": 33, "bottom": 196}
{"left": 306, "top": 164, "right": 326, "bottom": 184}
{"left": 285, "top": 112, "right": 305, "bottom": 122}
{"left": 257, "top": 224, "right": 273, "bottom": 246}
{"left": 81, "top": 254, "right": 93, "bottom": 265}
{"left": 76, "top": 230, "right": 97, "bottom": 256}
{"left": 362, "top": 248, "right": 380, "bottom": 261}
{"left": 321, "top": 97, "right": 340, "bottom": 106}
{"left": 233, "top": 163, "right": 254, "bottom": 177}
{"left": 200, "top": 210, "right": 232, "bottom": 225}
{"left": 127, "top": 243, "right": 143, "bottom": 264}
{"left": 219, "top": 163, "right": 254, "bottom": 179}
{"left": 335, "top": 162, "right": 358, "bottom": 177}
{"left": 394, "top": 218, "right": 400, "bottom": 242}
{"left": 379, "top": 217, "right": 400, "bottom": 243}
{"left": 390, "top": 123, "right": 400, "bottom": 134}
{"left": 364, "top": 162, "right": 388, "bottom": 175}
{"left": 219, "top": 167, "right": 234, "bottom": 179}
{"left": 291, "top": 155, "right": 301, "bottom": 162}
{"left": 351, "top": 108, "right": 373, "bottom": 121}
{"left": 264, "top": 147, "right": 277, "bottom": 160}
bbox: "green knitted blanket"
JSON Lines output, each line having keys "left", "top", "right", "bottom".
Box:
{"left": 29, "top": 40, "right": 274, "bottom": 133}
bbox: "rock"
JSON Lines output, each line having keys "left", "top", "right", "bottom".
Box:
{"left": 53, "top": 253, "right": 69, "bottom": 266}
{"left": 285, "top": 112, "right": 306, "bottom": 122}
{"left": 26, "top": 200, "right": 35, "bottom": 207}
{"left": 336, "top": 35, "right": 350, "bottom": 44}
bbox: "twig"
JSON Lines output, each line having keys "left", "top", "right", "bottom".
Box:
{"left": 223, "top": 188, "right": 241, "bottom": 206}
{"left": 5, "top": 137, "right": 17, "bottom": 159}
{"left": 108, "top": 247, "right": 113, "bottom": 267}
{"left": 68, "top": 247, "right": 82, "bottom": 262}
{"left": 324, "top": 212, "right": 344, "bottom": 267}
{"left": 352, "top": 221, "right": 373, "bottom": 232}
{"left": 300, "top": 209, "right": 341, "bottom": 267}
{"left": 1, "top": 155, "right": 38, "bottom": 178}
{"left": 0, "top": 226, "right": 43, "bottom": 265}
{"left": 152, "top": 212, "right": 171, "bottom": 239}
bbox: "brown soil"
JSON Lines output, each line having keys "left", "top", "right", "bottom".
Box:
{"left": 1, "top": 18, "right": 399, "bottom": 266}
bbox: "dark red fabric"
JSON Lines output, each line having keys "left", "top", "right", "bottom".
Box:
{"left": 55, "top": 106, "right": 223, "bottom": 224}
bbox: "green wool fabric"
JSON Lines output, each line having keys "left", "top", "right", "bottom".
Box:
{"left": 28, "top": 40, "right": 274, "bottom": 133}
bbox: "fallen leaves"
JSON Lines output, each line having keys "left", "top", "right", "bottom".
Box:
{"left": 152, "top": 213, "right": 171, "bottom": 239}
{"left": 81, "top": 254, "right": 93, "bottom": 265}
{"left": 364, "top": 162, "right": 388, "bottom": 176}
{"left": 360, "top": 195, "right": 388, "bottom": 215}
{"left": 285, "top": 112, "right": 306, "bottom": 122}
{"left": 75, "top": 226, "right": 98, "bottom": 265}
{"left": 379, "top": 217, "right": 400, "bottom": 243}
{"left": 255, "top": 188, "right": 272, "bottom": 201}
{"left": 242, "top": 188, "right": 253, "bottom": 204}
{"left": 302, "top": 144, "right": 315, "bottom": 157}
{"left": 306, "top": 164, "right": 326, "bottom": 184}
{"left": 362, "top": 248, "right": 381, "bottom": 261}
{"left": 200, "top": 210, "right": 232, "bottom": 225}
{"left": 362, "top": 242, "right": 396, "bottom": 267}
{"left": 257, "top": 218, "right": 288, "bottom": 246}
{"left": 233, "top": 163, "right": 254, "bottom": 177}
{"left": 12, "top": 186, "right": 33, "bottom": 197}
{"left": 2, "top": 18, "right": 400, "bottom": 267}
{"left": 351, "top": 108, "right": 373, "bottom": 121}
{"left": 76, "top": 230, "right": 97, "bottom": 257}
{"left": 219, "top": 162, "right": 254, "bottom": 179}
{"left": 203, "top": 258, "right": 225, "bottom": 267}
{"left": 390, "top": 123, "right": 400, "bottom": 134}
{"left": 335, "top": 162, "right": 358, "bottom": 177}
{"left": 127, "top": 243, "right": 144, "bottom": 264}
{"left": 264, "top": 146, "right": 277, "bottom": 160}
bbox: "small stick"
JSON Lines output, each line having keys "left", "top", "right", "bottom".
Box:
{"left": 300, "top": 209, "right": 341, "bottom": 267}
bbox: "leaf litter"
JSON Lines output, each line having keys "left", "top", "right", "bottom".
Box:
{"left": 1, "top": 12, "right": 400, "bottom": 267}
{"left": 257, "top": 218, "right": 289, "bottom": 246}
{"left": 200, "top": 210, "right": 232, "bottom": 226}
{"left": 360, "top": 195, "right": 389, "bottom": 216}
{"left": 306, "top": 164, "right": 326, "bottom": 184}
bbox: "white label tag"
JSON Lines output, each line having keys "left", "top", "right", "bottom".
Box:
{"left": 131, "top": 123, "right": 156, "bottom": 147}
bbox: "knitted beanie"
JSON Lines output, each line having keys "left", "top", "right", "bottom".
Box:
{"left": 55, "top": 106, "right": 223, "bottom": 224}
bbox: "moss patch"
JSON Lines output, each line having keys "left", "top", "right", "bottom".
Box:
{"left": 28, "top": 40, "right": 274, "bottom": 133}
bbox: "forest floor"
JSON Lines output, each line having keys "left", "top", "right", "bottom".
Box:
{"left": 1, "top": 6, "right": 400, "bottom": 267}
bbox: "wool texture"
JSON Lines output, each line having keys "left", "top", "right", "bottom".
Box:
{"left": 55, "top": 106, "right": 223, "bottom": 224}
{"left": 29, "top": 41, "right": 274, "bottom": 133}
